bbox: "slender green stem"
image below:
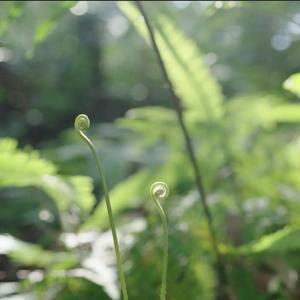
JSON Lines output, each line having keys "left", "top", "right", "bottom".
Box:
{"left": 150, "top": 182, "right": 169, "bottom": 300}
{"left": 75, "top": 114, "right": 128, "bottom": 300}
{"left": 135, "top": 3, "right": 230, "bottom": 298}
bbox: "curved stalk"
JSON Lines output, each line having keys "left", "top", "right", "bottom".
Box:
{"left": 134, "top": 3, "right": 229, "bottom": 298}
{"left": 150, "top": 181, "right": 169, "bottom": 300}
{"left": 75, "top": 114, "right": 128, "bottom": 300}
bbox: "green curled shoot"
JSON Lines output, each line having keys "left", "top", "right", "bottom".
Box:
{"left": 74, "top": 114, "right": 90, "bottom": 131}
{"left": 74, "top": 114, "right": 128, "bottom": 300}
{"left": 150, "top": 181, "right": 169, "bottom": 300}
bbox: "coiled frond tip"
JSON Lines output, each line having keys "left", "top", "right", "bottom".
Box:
{"left": 150, "top": 181, "right": 169, "bottom": 201}
{"left": 74, "top": 114, "right": 90, "bottom": 131}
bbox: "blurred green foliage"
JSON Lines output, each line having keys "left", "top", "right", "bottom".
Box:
{"left": 2, "top": 1, "right": 300, "bottom": 300}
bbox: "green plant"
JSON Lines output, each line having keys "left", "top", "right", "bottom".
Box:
{"left": 150, "top": 181, "right": 169, "bottom": 300}
{"left": 74, "top": 114, "right": 128, "bottom": 300}
{"left": 4, "top": 2, "right": 300, "bottom": 299}
{"left": 123, "top": 2, "right": 228, "bottom": 298}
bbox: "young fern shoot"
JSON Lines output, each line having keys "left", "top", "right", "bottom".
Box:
{"left": 74, "top": 114, "right": 128, "bottom": 300}
{"left": 150, "top": 181, "right": 169, "bottom": 300}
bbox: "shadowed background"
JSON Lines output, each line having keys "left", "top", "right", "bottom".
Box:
{"left": 1, "top": 1, "right": 300, "bottom": 299}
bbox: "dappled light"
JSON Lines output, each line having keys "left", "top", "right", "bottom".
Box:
{"left": 1, "top": 1, "right": 300, "bottom": 300}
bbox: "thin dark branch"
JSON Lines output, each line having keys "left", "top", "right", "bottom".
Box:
{"left": 134, "top": 0, "right": 214, "bottom": 256}
{"left": 134, "top": 1, "right": 230, "bottom": 298}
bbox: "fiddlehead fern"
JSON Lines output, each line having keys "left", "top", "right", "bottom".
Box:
{"left": 74, "top": 114, "right": 128, "bottom": 300}
{"left": 150, "top": 181, "right": 169, "bottom": 300}
{"left": 75, "top": 113, "right": 90, "bottom": 131}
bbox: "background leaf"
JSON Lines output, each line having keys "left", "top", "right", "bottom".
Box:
{"left": 118, "top": 1, "right": 224, "bottom": 120}
{"left": 283, "top": 73, "right": 300, "bottom": 97}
